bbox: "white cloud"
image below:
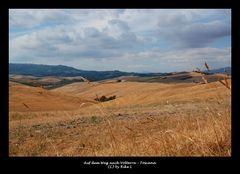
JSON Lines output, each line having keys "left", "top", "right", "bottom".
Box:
{"left": 9, "top": 9, "right": 231, "bottom": 72}
{"left": 9, "top": 20, "right": 141, "bottom": 62}
{"left": 9, "top": 9, "right": 75, "bottom": 28}
{"left": 11, "top": 45, "right": 230, "bottom": 73}
{"left": 112, "top": 47, "right": 231, "bottom": 72}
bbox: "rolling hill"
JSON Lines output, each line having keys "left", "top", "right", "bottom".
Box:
{"left": 9, "top": 63, "right": 230, "bottom": 86}
{"left": 9, "top": 78, "right": 231, "bottom": 156}
{"left": 9, "top": 74, "right": 86, "bottom": 89}
{"left": 9, "top": 63, "right": 231, "bottom": 157}
{"left": 9, "top": 81, "right": 94, "bottom": 112}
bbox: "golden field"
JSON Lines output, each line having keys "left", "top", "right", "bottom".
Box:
{"left": 9, "top": 75, "right": 231, "bottom": 156}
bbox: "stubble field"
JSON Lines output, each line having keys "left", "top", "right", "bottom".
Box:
{"left": 9, "top": 77, "right": 231, "bottom": 156}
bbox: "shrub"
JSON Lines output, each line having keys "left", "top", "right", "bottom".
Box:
{"left": 94, "top": 95, "right": 116, "bottom": 102}
{"left": 99, "top": 96, "right": 107, "bottom": 102}
{"left": 91, "top": 116, "right": 98, "bottom": 123}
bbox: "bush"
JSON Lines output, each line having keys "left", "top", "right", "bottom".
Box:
{"left": 91, "top": 116, "right": 98, "bottom": 123}
{"left": 108, "top": 96, "right": 116, "bottom": 100}
{"left": 95, "top": 95, "right": 116, "bottom": 102}
{"left": 99, "top": 96, "right": 107, "bottom": 102}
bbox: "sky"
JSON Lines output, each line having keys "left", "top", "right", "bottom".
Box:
{"left": 9, "top": 9, "right": 231, "bottom": 73}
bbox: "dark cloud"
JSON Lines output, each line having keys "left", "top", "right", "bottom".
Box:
{"left": 157, "top": 13, "right": 231, "bottom": 48}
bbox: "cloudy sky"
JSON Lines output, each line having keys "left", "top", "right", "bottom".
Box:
{"left": 9, "top": 9, "right": 231, "bottom": 72}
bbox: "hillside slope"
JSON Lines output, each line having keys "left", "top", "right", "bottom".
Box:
{"left": 53, "top": 79, "right": 231, "bottom": 110}
{"left": 9, "top": 82, "right": 94, "bottom": 112}
{"left": 9, "top": 79, "right": 231, "bottom": 156}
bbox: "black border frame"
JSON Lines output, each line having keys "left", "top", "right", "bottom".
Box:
{"left": 1, "top": 0, "right": 239, "bottom": 171}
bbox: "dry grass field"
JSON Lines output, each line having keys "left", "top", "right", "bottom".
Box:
{"left": 9, "top": 75, "right": 231, "bottom": 156}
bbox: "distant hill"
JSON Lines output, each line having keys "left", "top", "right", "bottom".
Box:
{"left": 9, "top": 63, "right": 231, "bottom": 81}
{"left": 9, "top": 63, "right": 166, "bottom": 81}
{"left": 205, "top": 67, "right": 231, "bottom": 75}
{"left": 9, "top": 63, "right": 134, "bottom": 81}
